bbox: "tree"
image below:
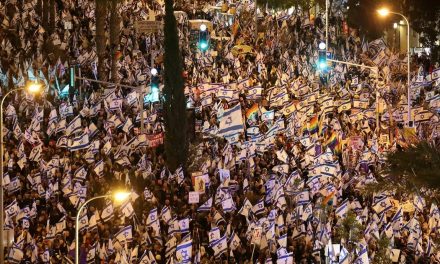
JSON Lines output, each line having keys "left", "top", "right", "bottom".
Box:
{"left": 384, "top": 140, "right": 440, "bottom": 190}
{"left": 334, "top": 210, "right": 364, "bottom": 253}
{"left": 109, "top": 0, "right": 121, "bottom": 83}
{"left": 42, "top": 0, "right": 49, "bottom": 31}
{"left": 373, "top": 236, "right": 392, "bottom": 264}
{"left": 49, "top": 0, "right": 56, "bottom": 33}
{"left": 403, "top": 0, "right": 440, "bottom": 62}
{"left": 163, "top": 0, "right": 188, "bottom": 171}
{"left": 95, "top": 0, "right": 108, "bottom": 82}
{"left": 345, "top": 0, "right": 396, "bottom": 41}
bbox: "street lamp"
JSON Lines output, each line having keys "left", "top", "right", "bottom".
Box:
{"left": 75, "top": 191, "right": 131, "bottom": 264}
{"left": 377, "top": 7, "right": 412, "bottom": 126}
{"left": 0, "top": 82, "right": 42, "bottom": 263}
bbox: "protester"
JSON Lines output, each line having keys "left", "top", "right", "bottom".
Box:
{"left": 1, "top": 0, "right": 440, "bottom": 263}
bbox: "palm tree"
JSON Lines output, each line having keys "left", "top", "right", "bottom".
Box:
{"left": 42, "top": 0, "right": 49, "bottom": 31}
{"left": 95, "top": 0, "right": 108, "bottom": 82}
{"left": 163, "top": 0, "right": 188, "bottom": 171}
{"left": 109, "top": 0, "right": 121, "bottom": 83}
{"left": 49, "top": 0, "right": 56, "bottom": 33}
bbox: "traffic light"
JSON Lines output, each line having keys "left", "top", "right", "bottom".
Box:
{"left": 317, "top": 42, "right": 327, "bottom": 71}
{"left": 69, "top": 66, "right": 75, "bottom": 88}
{"left": 198, "top": 24, "right": 209, "bottom": 52}
{"left": 151, "top": 75, "right": 159, "bottom": 90}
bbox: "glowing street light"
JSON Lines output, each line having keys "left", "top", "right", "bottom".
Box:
{"left": 377, "top": 7, "right": 412, "bottom": 126}
{"left": 113, "top": 191, "right": 131, "bottom": 203}
{"left": 75, "top": 191, "right": 131, "bottom": 264}
{"left": 377, "top": 8, "right": 390, "bottom": 17}
{"left": 27, "top": 81, "right": 43, "bottom": 93}
{"left": 200, "top": 24, "right": 207, "bottom": 32}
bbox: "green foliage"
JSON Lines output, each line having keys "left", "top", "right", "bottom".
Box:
{"left": 163, "top": 0, "right": 188, "bottom": 172}
{"left": 384, "top": 141, "right": 440, "bottom": 190}
{"left": 334, "top": 210, "right": 364, "bottom": 251}
{"left": 345, "top": 0, "right": 440, "bottom": 60}
{"left": 403, "top": 0, "right": 440, "bottom": 62}
{"left": 345, "top": 0, "right": 395, "bottom": 40}
{"left": 373, "top": 236, "right": 392, "bottom": 264}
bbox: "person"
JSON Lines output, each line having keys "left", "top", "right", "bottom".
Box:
{"left": 1, "top": 0, "right": 440, "bottom": 263}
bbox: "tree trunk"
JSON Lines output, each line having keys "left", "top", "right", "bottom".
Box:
{"left": 163, "top": 0, "right": 188, "bottom": 171}
{"left": 49, "top": 0, "right": 56, "bottom": 33}
{"left": 95, "top": 0, "right": 108, "bottom": 82}
{"left": 42, "top": 0, "right": 49, "bottom": 30}
{"left": 109, "top": 0, "right": 121, "bottom": 83}
{"left": 36, "top": 0, "right": 42, "bottom": 17}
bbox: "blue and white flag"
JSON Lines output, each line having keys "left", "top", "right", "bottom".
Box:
{"left": 339, "top": 247, "right": 349, "bottom": 264}
{"left": 208, "top": 227, "right": 221, "bottom": 246}
{"left": 122, "top": 118, "right": 134, "bottom": 134}
{"left": 179, "top": 218, "right": 190, "bottom": 233}
{"left": 176, "top": 240, "right": 192, "bottom": 263}
{"left": 114, "top": 225, "right": 133, "bottom": 244}
{"left": 125, "top": 91, "right": 138, "bottom": 106}
{"left": 74, "top": 166, "right": 87, "bottom": 181}
{"left": 336, "top": 199, "right": 349, "bottom": 218}
{"left": 211, "top": 235, "right": 227, "bottom": 258}
{"left": 354, "top": 246, "right": 369, "bottom": 264}
{"left": 372, "top": 197, "right": 392, "bottom": 215}
{"left": 218, "top": 103, "right": 244, "bottom": 136}
{"left": 198, "top": 197, "right": 213, "bottom": 212}
{"left": 252, "top": 199, "right": 265, "bottom": 216}
{"left": 68, "top": 133, "right": 90, "bottom": 151}
{"left": 161, "top": 206, "right": 172, "bottom": 224}
{"left": 66, "top": 115, "right": 82, "bottom": 136}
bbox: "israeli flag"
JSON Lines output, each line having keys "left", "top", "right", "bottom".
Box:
{"left": 176, "top": 240, "right": 192, "bottom": 263}
{"left": 179, "top": 218, "right": 190, "bottom": 233}
{"left": 65, "top": 115, "right": 82, "bottom": 136}
{"left": 198, "top": 198, "right": 212, "bottom": 212}
{"left": 68, "top": 133, "right": 90, "bottom": 151}
{"left": 218, "top": 103, "right": 244, "bottom": 136}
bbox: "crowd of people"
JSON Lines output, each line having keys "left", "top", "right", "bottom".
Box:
{"left": 1, "top": 0, "right": 440, "bottom": 263}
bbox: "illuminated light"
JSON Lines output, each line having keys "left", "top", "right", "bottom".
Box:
{"left": 318, "top": 62, "right": 328, "bottom": 70}
{"left": 318, "top": 42, "right": 326, "bottom": 50}
{"left": 113, "top": 191, "right": 131, "bottom": 202}
{"left": 377, "top": 8, "right": 390, "bottom": 17}
{"left": 200, "top": 24, "right": 207, "bottom": 32}
{"left": 393, "top": 23, "right": 398, "bottom": 29}
{"left": 150, "top": 68, "right": 158, "bottom": 76}
{"left": 199, "top": 41, "right": 209, "bottom": 51}
{"left": 27, "top": 82, "right": 42, "bottom": 93}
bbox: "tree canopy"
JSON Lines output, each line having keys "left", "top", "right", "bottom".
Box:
{"left": 384, "top": 140, "right": 440, "bottom": 190}
{"left": 345, "top": 0, "right": 440, "bottom": 60}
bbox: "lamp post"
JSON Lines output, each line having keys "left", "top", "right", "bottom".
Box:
{"left": 377, "top": 8, "right": 412, "bottom": 126}
{"left": 0, "top": 82, "right": 42, "bottom": 263}
{"left": 75, "top": 191, "right": 130, "bottom": 264}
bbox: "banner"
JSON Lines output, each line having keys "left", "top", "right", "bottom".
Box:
{"left": 146, "top": 133, "right": 164, "bottom": 148}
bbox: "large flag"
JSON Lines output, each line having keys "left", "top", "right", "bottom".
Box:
{"left": 218, "top": 103, "right": 244, "bottom": 136}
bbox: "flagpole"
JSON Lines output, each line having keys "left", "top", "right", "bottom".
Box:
{"left": 250, "top": 243, "right": 256, "bottom": 263}
{"left": 75, "top": 195, "right": 110, "bottom": 264}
